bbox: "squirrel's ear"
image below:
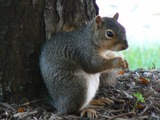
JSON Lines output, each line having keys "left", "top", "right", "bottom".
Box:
{"left": 95, "top": 15, "right": 102, "bottom": 29}
{"left": 113, "top": 13, "right": 119, "bottom": 21}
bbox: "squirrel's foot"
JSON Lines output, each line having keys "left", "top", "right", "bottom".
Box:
{"left": 80, "top": 108, "right": 98, "bottom": 119}
{"left": 80, "top": 98, "right": 113, "bottom": 118}
{"left": 90, "top": 97, "right": 114, "bottom": 106}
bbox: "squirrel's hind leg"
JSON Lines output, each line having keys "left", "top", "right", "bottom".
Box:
{"left": 54, "top": 75, "right": 88, "bottom": 115}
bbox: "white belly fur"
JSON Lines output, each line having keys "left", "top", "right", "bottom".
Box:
{"left": 75, "top": 70, "right": 100, "bottom": 110}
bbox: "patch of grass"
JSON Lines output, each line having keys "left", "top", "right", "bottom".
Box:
{"left": 122, "top": 44, "right": 160, "bottom": 70}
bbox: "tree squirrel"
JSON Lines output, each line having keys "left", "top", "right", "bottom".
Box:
{"left": 40, "top": 13, "right": 128, "bottom": 117}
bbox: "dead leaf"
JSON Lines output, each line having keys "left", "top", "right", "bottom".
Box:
{"left": 139, "top": 77, "right": 150, "bottom": 85}
{"left": 136, "top": 103, "right": 145, "bottom": 109}
{"left": 17, "top": 107, "right": 25, "bottom": 113}
{"left": 118, "top": 70, "right": 125, "bottom": 75}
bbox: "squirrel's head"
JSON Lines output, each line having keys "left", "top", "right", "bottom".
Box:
{"left": 93, "top": 13, "right": 128, "bottom": 52}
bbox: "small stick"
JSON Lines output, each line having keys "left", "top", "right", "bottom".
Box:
{"left": 108, "top": 112, "right": 136, "bottom": 120}
{"left": 0, "top": 103, "right": 16, "bottom": 111}
{"left": 140, "top": 105, "right": 149, "bottom": 115}
{"left": 98, "top": 113, "right": 111, "bottom": 119}
{"left": 58, "top": 114, "right": 80, "bottom": 120}
{"left": 20, "top": 98, "right": 47, "bottom": 106}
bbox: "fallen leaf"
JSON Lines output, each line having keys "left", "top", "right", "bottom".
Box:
{"left": 139, "top": 77, "right": 150, "bottom": 85}
{"left": 118, "top": 70, "right": 125, "bottom": 75}
{"left": 136, "top": 103, "right": 145, "bottom": 109}
{"left": 17, "top": 107, "right": 25, "bottom": 113}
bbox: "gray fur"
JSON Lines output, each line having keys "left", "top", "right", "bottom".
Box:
{"left": 40, "top": 15, "right": 128, "bottom": 115}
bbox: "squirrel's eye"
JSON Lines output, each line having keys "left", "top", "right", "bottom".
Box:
{"left": 107, "top": 31, "right": 114, "bottom": 37}
{"left": 106, "top": 29, "right": 115, "bottom": 39}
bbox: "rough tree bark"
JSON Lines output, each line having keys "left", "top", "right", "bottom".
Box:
{"left": 0, "top": 0, "right": 98, "bottom": 103}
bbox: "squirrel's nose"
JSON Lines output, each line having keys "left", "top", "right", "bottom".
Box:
{"left": 121, "top": 41, "right": 129, "bottom": 50}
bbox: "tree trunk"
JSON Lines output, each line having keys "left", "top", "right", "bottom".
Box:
{"left": 0, "top": 0, "right": 98, "bottom": 103}
{"left": 44, "top": 0, "right": 99, "bottom": 39}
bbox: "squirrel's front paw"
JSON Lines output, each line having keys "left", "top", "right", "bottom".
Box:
{"left": 113, "top": 57, "right": 128, "bottom": 68}
{"left": 124, "top": 59, "right": 129, "bottom": 68}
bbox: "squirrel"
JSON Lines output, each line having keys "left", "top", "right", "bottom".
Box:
{"left": 40, "top": 13, "right": 128, "bottom": 118}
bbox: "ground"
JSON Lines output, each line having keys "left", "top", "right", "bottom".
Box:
{"left": 0, "top": 69, "right": 160, "bottom": 120}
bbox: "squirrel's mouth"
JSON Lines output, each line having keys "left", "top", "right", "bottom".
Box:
{"left": 110, "top": 43, "right": 129, "bottom": 51}
{"left": 121, "top": 43, "right": 129, "bottom": 50}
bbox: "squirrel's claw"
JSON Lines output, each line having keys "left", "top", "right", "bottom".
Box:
{"left": 80, "top": 108, "right": 98, "bottom": 119}
{"left": 80, "top": 97, "right": 114, "bottom": 118}
{"left": 114, "top": 57, "right": 129, "bottom": 69}
{"left": 118, "top": 57, "right": 127, "bottom": 68}
{"left": 124, "top": 59, "right": 129, "bottom": 68}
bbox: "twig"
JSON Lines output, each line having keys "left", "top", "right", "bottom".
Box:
{"left": 139, "top": 105, "right": 149, "bottom": 115}
{"left": 110, "top": 109, "right": 125, "bottom": 113}
{"left": 20, "top": 98, "right": 47, "bottom": 106}
{"left": 108, "top": 112, "right": 136, "bottom": 120}
{"left": 0, "top": 103, "right": 16, "bottom": 111}
{"left": 13, "top": 110, "right": 38, "bottom": 118}
{"left": 98, "top": 113, "right": 111, "bottom": 119}
{"left": 64, "top": 115, "right": 82, "bottom": 120}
